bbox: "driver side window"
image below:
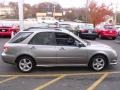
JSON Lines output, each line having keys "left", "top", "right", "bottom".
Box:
{"left": 55, "top": 32, "right": 75, "bottom": 46}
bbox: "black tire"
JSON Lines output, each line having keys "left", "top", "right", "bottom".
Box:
{"left": 112, "top": 37, "right": 116, "bottom": 40}
{"left": 16, "top": 56, "right": 35, "bottom": 73}
{"left": 88, "top": 55, "right": 107, "bottom": 71}
{"left": 91, "top": 37, "right": 96, "bottom": 40}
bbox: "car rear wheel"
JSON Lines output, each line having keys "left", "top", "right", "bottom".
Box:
{"left": 17, "top": 56, "right": 35, "bottom": 73}
{"left": 112, "top": 37, "right": 116, "bottom": 40}
{"left": 89, "top": 55, "right": 107, "bottom": 71}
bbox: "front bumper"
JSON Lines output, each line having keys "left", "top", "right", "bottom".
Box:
{"left": 0, "top": 32, "right": 11, "bottom": 36}
{"left": 109, "top": 59, "right": 118, "bottom": 65}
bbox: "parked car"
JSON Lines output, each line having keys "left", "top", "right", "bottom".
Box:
{"left": 1, "top": 28, "right": 117, "bottom": 72}
{"left": 115, "top": 25, "right": 120, "bottom": 36}
{"left": 95, "top": 25, "right": 118, "bottom": 40}
{"left": 59, "top": 21, "right": 79, "bottom": 30}
{"left": 76, "top": 24, "right": 97, "bottom": 40}
{"left": 59, "top": 24, "right": 75, "bottom": 32}
{"left": 37, "top": 17, "right": 59, "bottom": 24}
{"left": 0, "top": 24, "right": 19, "bottom": 37}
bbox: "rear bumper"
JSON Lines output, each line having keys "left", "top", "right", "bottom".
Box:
{"left": 80, "top": 33, "right": 98, "bottom": 39}
{"left": 1, "top": 53, "right": 16, "bottom": 64}
{"left": 101, "top": 33, "right": 117, "bottom": 38}
{"left": 0, "top": 32, "right": 11, "bottom": 36}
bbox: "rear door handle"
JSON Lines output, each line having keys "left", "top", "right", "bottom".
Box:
{"left": 30, "top": 46, "right": 35, "bottom": 49}
{"left": 59, "top": 47, "right": 65, "bottom": 50}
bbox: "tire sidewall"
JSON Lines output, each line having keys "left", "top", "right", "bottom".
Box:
{"left": 89, "top": 55, "right": 107, "bottom": 71}
{"left": 112, "top": 37, "right": 116, "bottom": 40}
{"left": 17, "top": 56, "right": 35, "bottom": 73}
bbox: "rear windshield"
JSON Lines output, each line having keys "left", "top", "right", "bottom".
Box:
{"left": 9, "top": 32, "right": 32, "bottom": 43}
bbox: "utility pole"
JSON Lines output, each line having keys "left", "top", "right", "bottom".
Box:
{"left": 18, "top": 0, "right": 24, "bottom": 31}
{"left": 86, "top": 0, "right": 89, "bottom": 23}
{"left": 114, "top": 0, "right": 118, "bottom": 25}
{"left": 53, "top": 5, "right": 55, "bottom": 17}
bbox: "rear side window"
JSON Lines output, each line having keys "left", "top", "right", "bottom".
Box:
{"left": 10, "top": 32, "right": 32, "bottom": 43}
{"left": 29, "top": 32, "right": 55, "bottom": 45}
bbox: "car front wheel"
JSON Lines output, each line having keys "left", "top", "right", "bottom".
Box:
{"left": 89, "top": 55, "right": 107, "bottom": 71}
{"left": 17, "top": 56, "right": 35, "bottom": 73}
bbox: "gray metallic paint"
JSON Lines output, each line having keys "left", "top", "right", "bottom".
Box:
{"left": 1, "top": 29, "right": 118, "bottom": 67}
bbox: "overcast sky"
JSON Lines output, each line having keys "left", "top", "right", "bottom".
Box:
{"left": 0, "top": 0, "right": 119, "bottom": 10}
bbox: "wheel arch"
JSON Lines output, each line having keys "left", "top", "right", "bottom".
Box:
{"left": 15, "top": 54, "right": 36, "bottom": 65}
{"left": 88, "top": 53, "right": 109, "bottom": 66}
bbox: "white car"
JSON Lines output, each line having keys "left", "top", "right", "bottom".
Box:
{"left": 115, "top": 25, "right": 120, "bottom": 36}
{"left": 37, "top": 17, "right": 59, "bottom": 24}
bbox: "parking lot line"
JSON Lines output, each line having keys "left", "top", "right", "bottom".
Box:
{"left": 0, "top": 74, "right": 61, "bottom": 77}
{"left": 33, "top": 74, "right": 66, "bottom": 90}
{"left": 87, "top": 73, "right": 109, "bottom": 90}
{"left": 0, "top": 76, "right": 18, "bottom": 84}
{"left": 0, "top": 71, "right": 119, "bottom": 78}
{"left": 0, "top": 72, "right": 104, "bottom": 77}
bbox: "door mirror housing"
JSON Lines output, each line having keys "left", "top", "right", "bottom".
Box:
{"left": 75, "top": 41, "right": 85, "bottom": 47}
{"left": 77, "top": 43, "right": 85, "bottom": 47}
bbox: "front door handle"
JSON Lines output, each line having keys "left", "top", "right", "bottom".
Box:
{"left": 59, "top": 47, "right": 65, "bottom": 50}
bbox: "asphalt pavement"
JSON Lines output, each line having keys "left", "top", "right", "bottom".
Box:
{"left": 0, "top": 37, "right": 120, "bottom": 90}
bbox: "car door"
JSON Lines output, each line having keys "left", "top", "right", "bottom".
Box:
{"left": 28, "top": 32, "right": 57, "bottom": 65}
{"left": 55, "top": 32, "right": 88, "bottom": 64}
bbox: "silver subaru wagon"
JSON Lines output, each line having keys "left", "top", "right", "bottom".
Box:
{"left": 1, "top": 28, "right": 117, "bottom": 72}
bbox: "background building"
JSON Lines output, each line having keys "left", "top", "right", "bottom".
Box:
{"left": 0, "top": 6, "right": 14, "bottom": 16}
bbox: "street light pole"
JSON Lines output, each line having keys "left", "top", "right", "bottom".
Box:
{"left": 18, "top": 0, "right": 24, "bottom": 31}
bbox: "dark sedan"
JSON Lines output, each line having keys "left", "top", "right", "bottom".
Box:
{"left": 76, "top": 24, "right": 98, "bottom": 40}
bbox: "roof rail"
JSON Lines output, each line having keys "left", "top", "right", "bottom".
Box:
{"left": 24, "top": 27, "right": 61, "bottom": 31}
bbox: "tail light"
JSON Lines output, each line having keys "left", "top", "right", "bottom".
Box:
{"left": 10, "top": 29, "right": 13, "bottom": 32}
{"left": 3, "top": 45, "right": 9, "bottom": 52}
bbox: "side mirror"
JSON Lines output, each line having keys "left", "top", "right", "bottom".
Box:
{"left": 75, "top": 41, "right": 85, "bottom": 47}
{"left": 78, "top": 43, "right": 85, "bottom": 47}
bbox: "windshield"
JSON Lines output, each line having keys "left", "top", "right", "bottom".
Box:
{"left": 85, "top": 25, "right": 94, "bottom": 30}
{"left": 104, "top": 25, "right": 115, "bottom": 29}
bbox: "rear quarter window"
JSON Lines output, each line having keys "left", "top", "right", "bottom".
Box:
{"left": 9, "top": 32, "right": 32, "bottom": 43}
